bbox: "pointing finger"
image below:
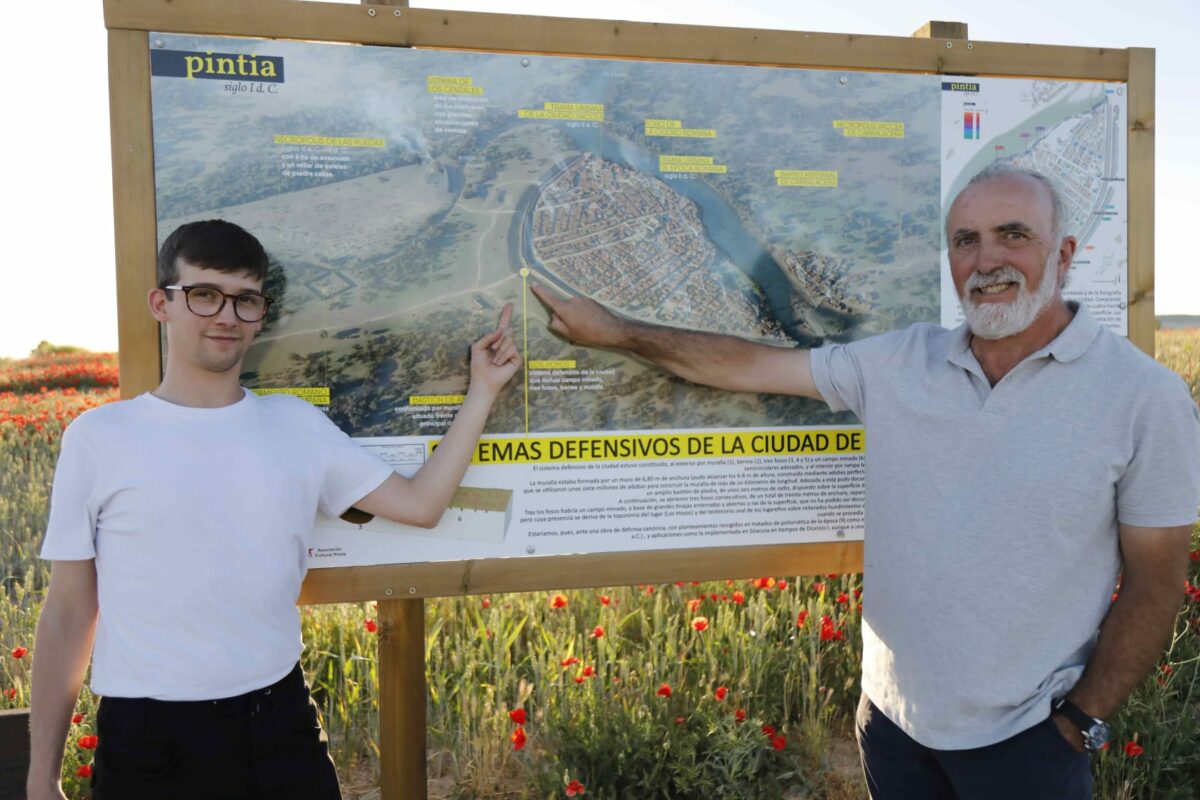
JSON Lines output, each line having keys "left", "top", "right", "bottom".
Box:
{"left": 497, "top": 302, "right": 513, "bottom": 332}
{"left": 530, "top": 282, "right": 564, "bottom": 312}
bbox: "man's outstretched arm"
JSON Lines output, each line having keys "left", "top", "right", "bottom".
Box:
{"left": 1052, "top": 522, "right": 1192, "bottom": 750}
{"left": 530, "top": 283, "right": 823, "bottom": 399}
{"left": 353, "top": 303, "right": 521, "bottom": 528}
{"left": 27, "top": 559, "right": 99, "bottom": 800}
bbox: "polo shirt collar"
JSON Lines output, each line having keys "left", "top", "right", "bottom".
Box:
{"left": 946, "top": 301, "right": 1101, "bottom": 373}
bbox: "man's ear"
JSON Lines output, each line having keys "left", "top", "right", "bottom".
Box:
{"left": 148, "top": 287, "right": 171, "bottom": 323}
{"left": 1057, "top": 235, "right": 1077, "bottom": 287}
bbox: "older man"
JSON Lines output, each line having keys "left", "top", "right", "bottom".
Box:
{"left": 530, "top": 164, "right": 1200, "bottom": 799}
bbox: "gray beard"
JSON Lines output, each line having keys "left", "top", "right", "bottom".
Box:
{"left": 960, "top": 258, "right": 1059, "bottom": 340}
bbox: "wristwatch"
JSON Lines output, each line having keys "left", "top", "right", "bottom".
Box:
{"left": 1052, "top": 697, "right": 1111, "bottom": 751}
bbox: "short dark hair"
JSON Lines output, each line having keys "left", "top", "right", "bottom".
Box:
{"left": 157, "top": 220, "right": 270, "bottom": 288}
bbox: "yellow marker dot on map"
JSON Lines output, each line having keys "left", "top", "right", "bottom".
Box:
{"left": 519, "top": 268, "right": 530, "bottom": 277}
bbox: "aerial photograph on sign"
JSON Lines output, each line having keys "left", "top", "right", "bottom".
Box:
{"left": 150, "top": 34, "right": 943, "bottom": 439}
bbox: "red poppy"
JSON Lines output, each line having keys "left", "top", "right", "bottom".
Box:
{"left": 710, "top": 593, "right": 719, "bottom": 601}
{"left": 725, "top": 579, "right": 735, "bottom": 586}
{"left": 656, "top": 683, "right": 672, "bottom": 698}
{"left": 761, "top": 724, "right": 776, "bottom": 737}
{"left": 796, "top": 610, "right": 810, "bottom": 628}
{"left": 560, "top": 656, "right": 580, "bottom": 667}
{"left": 836, "top": 592, "right": 850, "bottom": 605}
{"left": 591, "top": 625, "right": 605, "bottom": 639}
{"left": 776, "top": 580, "right": 788, "bottom": 590}
{"left": 511, "top": 727, "right": 527, "bottom": 750}
{"left": 1191, "top": 550, "right": 1199, "bottom": 562}
{"left": 72, "top": 713, "right": 85, "bottom": 724}
{"left": 1123, "top": 741, "right": 1144, "bottom": 756}
{"left": 820, "top": 616, "right": 836, "bottom": 641}
{"left": 1160, "top": 664, "right": 1174, "bottom": 676}
{"left": 691, "top": 616, "right": 709, "bottom": 632}
{"left": 582, "top": 665, "right": 595, "bottom": 678}
{"left": 812, "top": 582, "right": 826, "bottom": 594}
{"left": 674, "top": 715, "right": 685, "bottom": 725}
{"left": 772, "top": 735, "right": 787, "bottom": 751}
{"left": 2, "top": 688, "right": 15, "bottom": 701}
{"left": 78, "top": 735, "right": 98, "bottom": 750}
{"left": 674, "top": 581, "right": 685, "bottom": 587}
{"left": 734, "top": 708, "right": 747, "bottom": 722}
{"left": 753, "top": 577, "right": 775, "bottom": 590}
{"left": 76, "top": 764, "right": 92, "bottom": 778}
{"left": 509, "top": 708, "right": 526, "bottom": 725}
{"left": 599, "top": 594, "right": 612, "bottom": 606}
{"left": 714, "top": 686, "right": 728, "bottom": 701}
{"left": 565, "top": 779, "right": 586, "bottom": 796}
{"left": 687, "top": 598, "right": 702, "bottom": 613}
{"left": 10, "top": 646, "right": 27, "bottom": 659}
{"left": 645, "top": 586, "right": 656, "bottom": 595}
{"left": 549, "top": 593, "right": 568, "bottom": 609}
{"left": 481, "top": 598, "right": 491, "bottom": 609}
{"left": 731, "top": 591, "right": 745, "bottom": 605}
{"left": 826, "top": 573, "right": 839, "bottom": 579}
{"left": 853, "top": 588, "right": 862, "bottom": 600}
{"left": 574, "top": 675, "right": 585, "bottom": 684}
{"left": 364, "top": 618, "right": 378, "bottom": 634}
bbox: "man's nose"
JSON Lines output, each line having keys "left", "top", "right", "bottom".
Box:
{"left": 214, "top": 296, "right": 241, "bottom": 323}
{"left": 975, "top": 237, "right": 1007, "bottom": 272}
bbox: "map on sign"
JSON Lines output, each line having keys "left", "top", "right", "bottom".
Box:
{"left": 150, "top": 34, "right": 943, "bottom": 439}
{"left": 940, "top": 78, "right": 1128, "bottom": 333}
{"left": 148, "top": 34, "right": 1130, "bottom": 569}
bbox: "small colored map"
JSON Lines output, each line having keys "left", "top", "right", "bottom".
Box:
{"left": 940, "top": 78, "right": 1128, "bottom": 332}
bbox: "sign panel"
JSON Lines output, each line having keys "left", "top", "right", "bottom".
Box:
{"left": 148, "top": 34, "right": 1127, "bottom": 568}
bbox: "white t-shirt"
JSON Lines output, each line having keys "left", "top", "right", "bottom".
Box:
{"left": 809, "top": 304, "right": 1200, "bottom": 749}
{"left": 40, "top": 389, "right": 394, "bottom": 700}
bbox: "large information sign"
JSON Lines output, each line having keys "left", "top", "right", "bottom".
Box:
{"left": 148, "top": 34, "right": 1127, "bottom": 568}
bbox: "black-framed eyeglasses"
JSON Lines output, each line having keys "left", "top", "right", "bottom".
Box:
{"left": 162, "top": 285, "right": 273, "bottom": 323}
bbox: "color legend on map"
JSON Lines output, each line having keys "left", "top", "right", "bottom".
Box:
{"left": 963, "top": 109, "right": 981, "bottom": 139}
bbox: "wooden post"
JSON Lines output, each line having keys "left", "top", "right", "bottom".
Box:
{"left": 107, "top": 29, "right": 161, "bottom": 399}
{"left": 378, "top": 598, "right": 427, "bottom": 800}
{"left": 1126, "top": 48, "right": 1155, "bottom": 356}
{"left": 911, "top": 21, "right": 968, "bottom": 40}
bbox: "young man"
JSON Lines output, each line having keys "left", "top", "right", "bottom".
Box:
{"left": 28, "top": 220, "right": 521, "bottom": 800}
{"left": 530, "top": 164, "right": 1200, "bottom": 798}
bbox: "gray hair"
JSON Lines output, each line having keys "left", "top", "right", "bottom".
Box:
{"left": 959, "top": 163, "right": 1068, "bottom": 243}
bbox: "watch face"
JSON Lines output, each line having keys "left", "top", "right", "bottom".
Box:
{"left": 1082, "top": 721, "right": 1111, "bottom": 751}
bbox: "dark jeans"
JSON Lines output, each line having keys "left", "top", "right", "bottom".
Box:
{"left": 93, "top": 664, "right": 341, "bottom": 800}
{"left": 856, "top": 693, "right": 1092, "bottom": 800}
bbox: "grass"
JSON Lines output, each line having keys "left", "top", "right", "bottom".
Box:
{"left": 3, "top": 335, "right": 1200, "bottom": 798}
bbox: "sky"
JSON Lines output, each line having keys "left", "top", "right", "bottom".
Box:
{"left": 1, "top": 0, "right": 1197, "bottom": 358}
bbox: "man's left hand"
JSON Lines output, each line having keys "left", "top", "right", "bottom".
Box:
{"left": 1051, "top": 713, "right": 1086, "bottom": 753}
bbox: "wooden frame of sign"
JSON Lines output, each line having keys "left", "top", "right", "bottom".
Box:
{"left": 103, "top": 2, "right": 1154, "bottom": 796}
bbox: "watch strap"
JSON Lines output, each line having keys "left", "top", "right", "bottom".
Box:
{"left": 1053, "top": 697, "right": 1102, "bottom": 731}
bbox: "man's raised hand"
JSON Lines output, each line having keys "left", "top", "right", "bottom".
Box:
{"left": 530, "top": 283, "right": 628, "bottom": 349}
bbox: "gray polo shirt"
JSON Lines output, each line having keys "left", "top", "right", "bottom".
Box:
{"left": 809, "top": 304, "right": 1200, "bottom": 749}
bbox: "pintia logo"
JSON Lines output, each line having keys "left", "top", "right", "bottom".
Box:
{"left": 151, "top": 49, "right": 284, "bottom": 83}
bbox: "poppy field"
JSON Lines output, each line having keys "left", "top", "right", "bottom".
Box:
{"left": 3, "top": 340, "right": 1200, "bottom": 799}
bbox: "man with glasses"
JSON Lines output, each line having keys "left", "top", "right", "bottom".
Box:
{"left": 28, "top": 220, "right": 521, "bottom": 800}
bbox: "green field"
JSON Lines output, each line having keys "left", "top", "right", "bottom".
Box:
{"left": 3, "top": 335, "right": 1199, "bottom": 799}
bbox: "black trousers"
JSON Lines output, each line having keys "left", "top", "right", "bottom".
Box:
{"left": 856, "top": 693, "right": 1093, "bottom": 800}
{"left": 92, "top": 664, "right": 342, "bottom": 800}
